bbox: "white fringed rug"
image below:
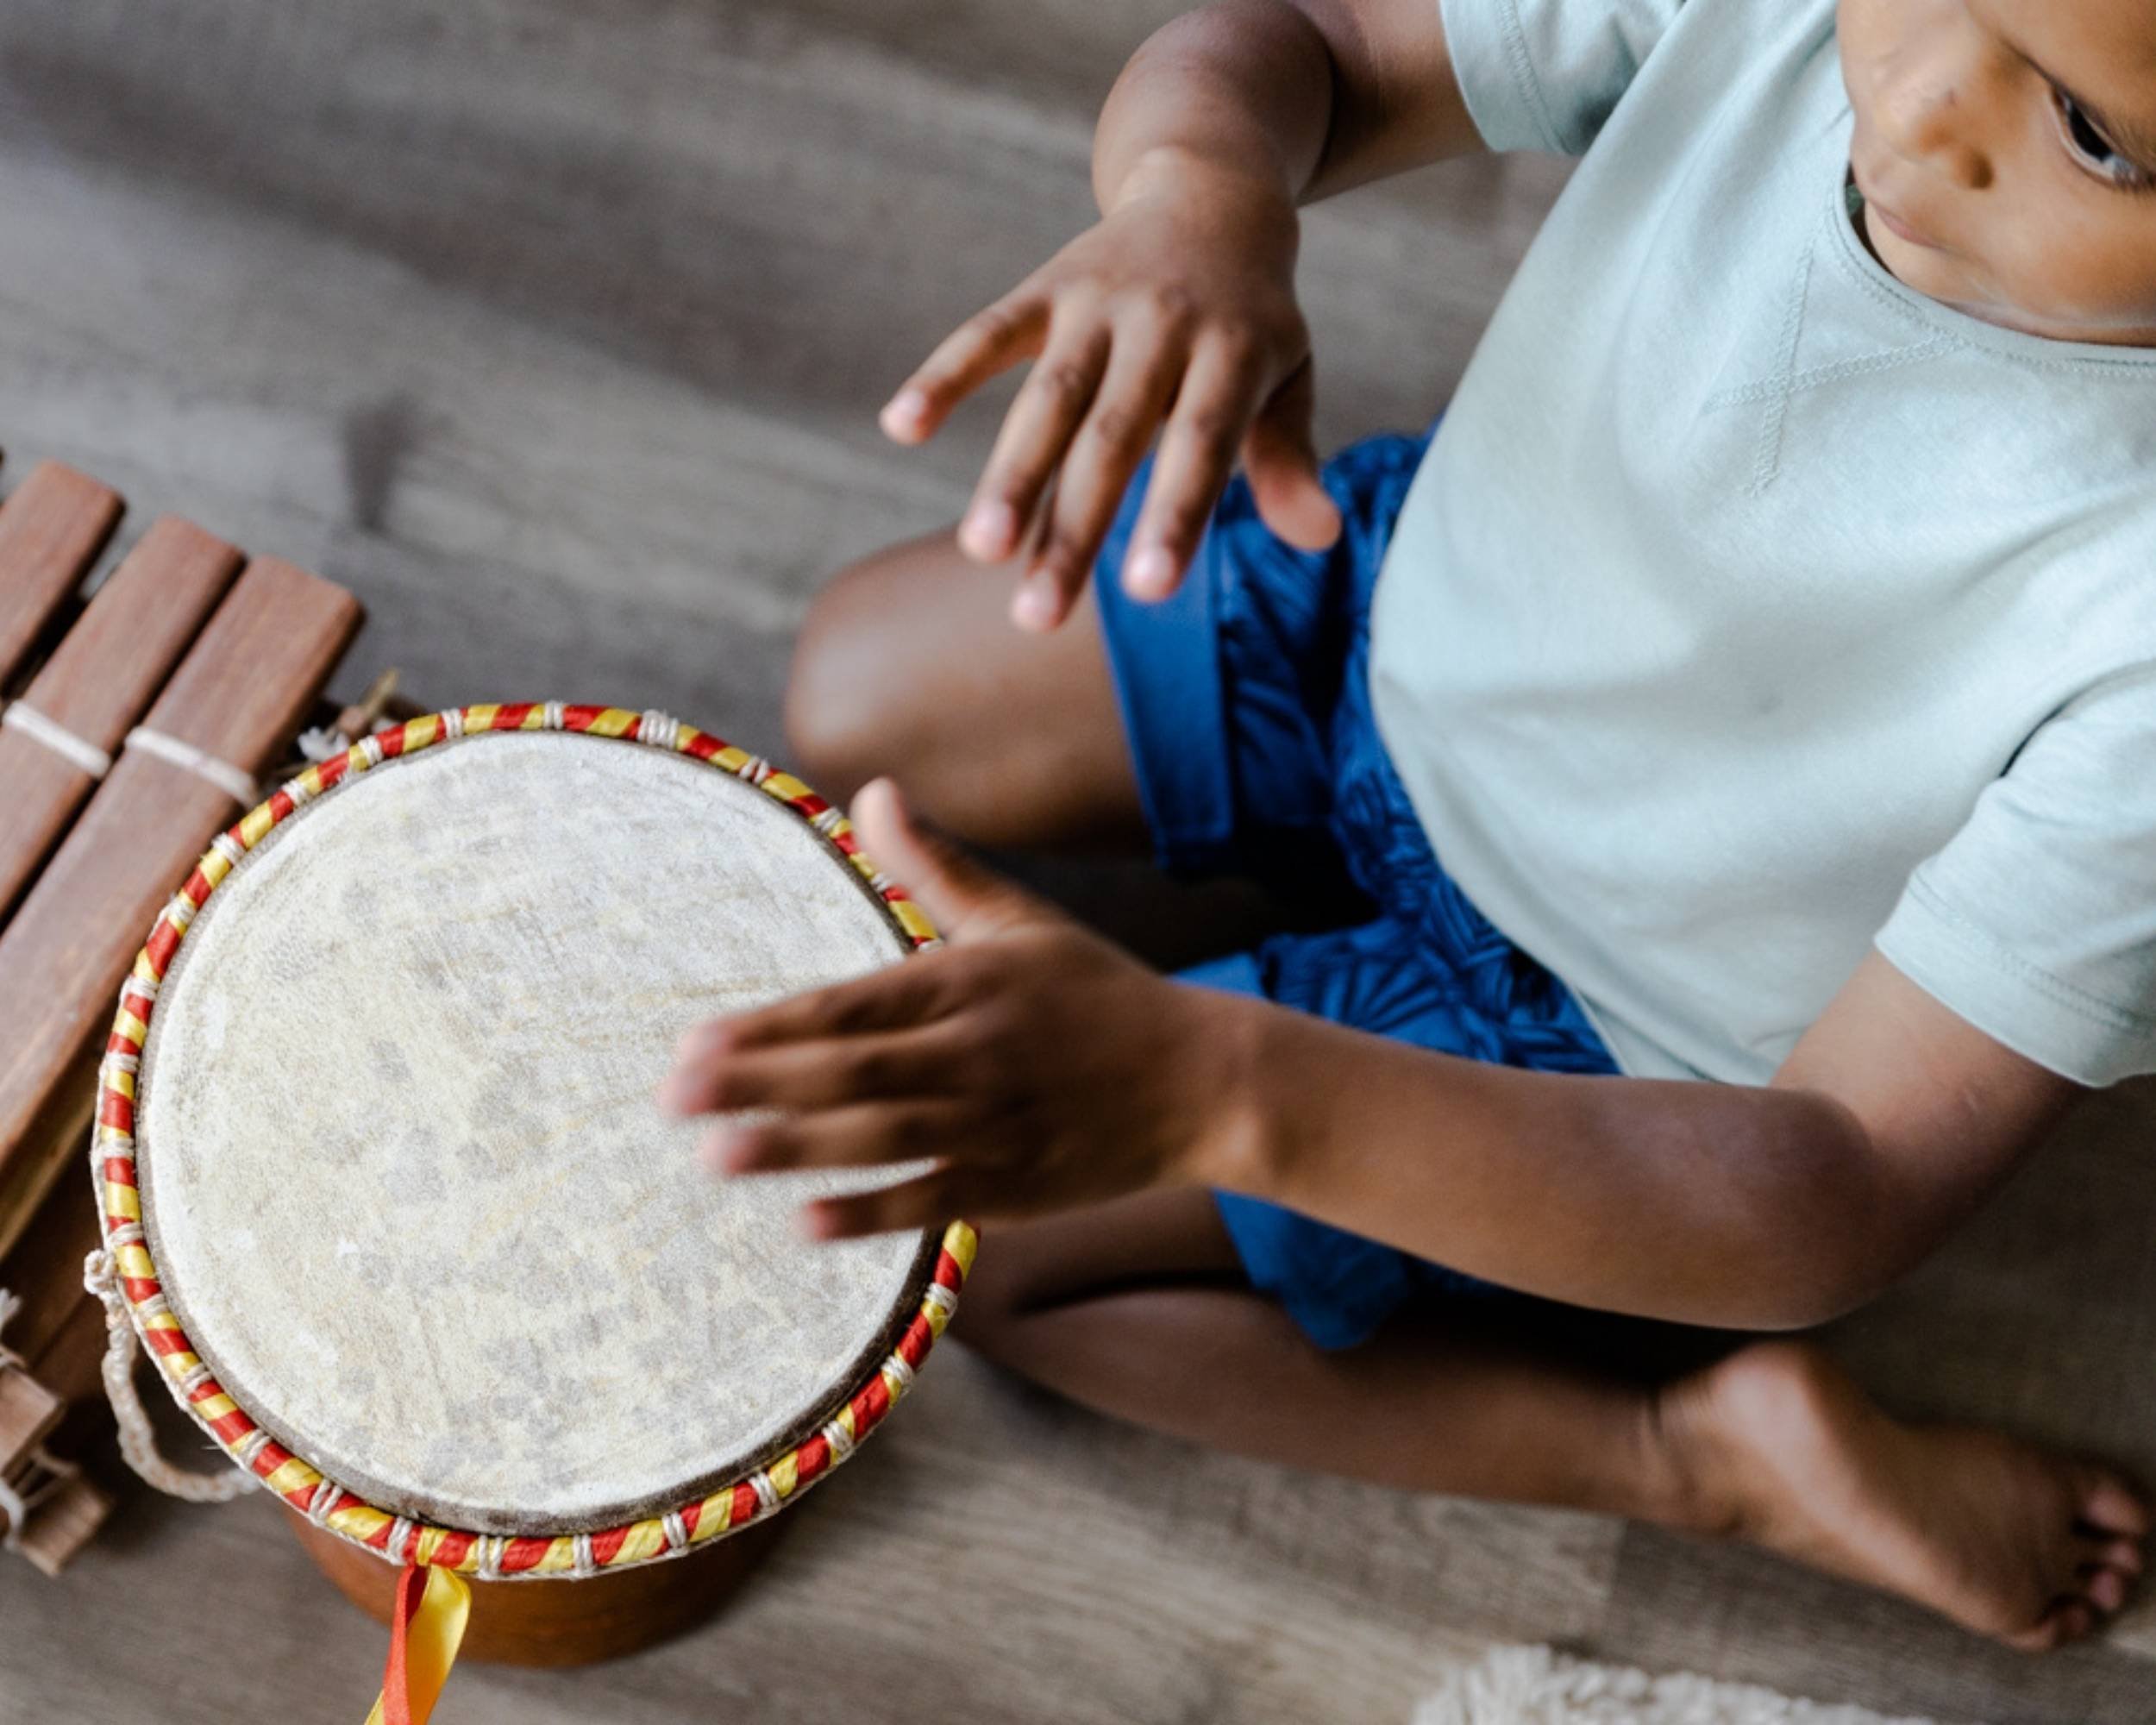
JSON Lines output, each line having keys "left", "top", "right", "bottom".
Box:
{"left": 1415, "top": 1647, "right": 1980, "bottom": 1725}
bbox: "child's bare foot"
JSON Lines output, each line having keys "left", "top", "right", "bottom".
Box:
{"left": 1658, "top": 1339, "right": 2148, "bottom": 1652}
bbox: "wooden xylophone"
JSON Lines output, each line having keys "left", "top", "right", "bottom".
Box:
{"left": 0, "top": 456, "right": 368, "bottom": 1574}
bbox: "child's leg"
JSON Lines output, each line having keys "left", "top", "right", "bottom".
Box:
{"left": 957, "top": 1190, "right": 1695, "bottom": 1521}
{"left": 786, "top": 525, "right": 1149, "bottom": 854}
{"left": 957, "top": 1192, "right": 2147, "bottom": 1653}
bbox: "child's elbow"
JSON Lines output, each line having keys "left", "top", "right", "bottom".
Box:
{"left": 1756, "top": 1272, "right": 1885, "bottom": 1333}
{"left": 1751, "top": 1207, "right": 1930, "bottom": 1333}
{"left": 1746, "top": 1096, "right": 1935, "bottom": 1332}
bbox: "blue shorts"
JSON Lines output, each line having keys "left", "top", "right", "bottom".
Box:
{"left": 1093, "top": 417, "right": 1622, "bottom": 1351}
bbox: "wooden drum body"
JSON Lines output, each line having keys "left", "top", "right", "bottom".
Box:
{"left": 291, "top": 1506, "right": 791, "bottom": 1665}
{"left": 88, "top": 704, "right": 973, "bottom": 1666}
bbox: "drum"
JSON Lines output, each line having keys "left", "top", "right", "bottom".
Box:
{"left": 84, "top": 703, "right": 975, "bottom": 1683}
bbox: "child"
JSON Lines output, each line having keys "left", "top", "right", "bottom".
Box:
{"left": 661, "top": 0, "right": 2156, "bottom": 1649}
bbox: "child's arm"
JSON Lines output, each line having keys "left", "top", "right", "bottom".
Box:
{"left": 663, "top": 783, "right": 2084, "bottom": 1333}
{"left": 1228, "top": 947, "right": 2081, "bottom": 1329}
{"left": 881, "top": 0, "right": 1486, "bottom": 631}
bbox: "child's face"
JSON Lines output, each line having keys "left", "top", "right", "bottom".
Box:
{"left": 1839, "top": 0, "right": 2156, "bottom": 344}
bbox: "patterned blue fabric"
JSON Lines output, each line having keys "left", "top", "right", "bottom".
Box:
{"left": 1093, "top": 417, "right": 1623, "bottom": 1351}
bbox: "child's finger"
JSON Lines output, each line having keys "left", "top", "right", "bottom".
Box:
{"left": 1118, "top": 331, "right": 1269, "bottom": 600}
{"left": 1241, "top": 357, "right": 1343, "bottom": 553}
{"left": 881, "top": 291, "right": 1050, "bottom": 445}
{"left": 851, "top": 777, "right": 1051, "bottom": 939}
{"left": 700, "top": 1101, "right": 961, "bottom": 1179}
{"left": 798, "top": 1166, "right": 958, "bottom": 1241}
{"left": 958, "top": 317, "right": 1112, "bottom": 568}
{"left": 1012, "top": 323, "right": 1188, "bottom": 631}
{"left": 665, "top": 960, "right": 963, "bottom": 1097}
{"left": 667, "top": 1026, "right": 961, "bottom": 1117}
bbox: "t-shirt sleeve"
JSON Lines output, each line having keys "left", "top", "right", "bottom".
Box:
{"left": 1873, "top": 669, "right": 2156, "bottom": 1088}
{"left": 1438, "top": 0, "right": 1689, "bottom": 155}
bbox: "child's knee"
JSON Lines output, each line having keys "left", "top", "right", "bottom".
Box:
{"left": 783, "top": 560, "right": 915, "bottom": 797}
{"left": 944, "top": 1246, "right": 1037, "bottom": 1364}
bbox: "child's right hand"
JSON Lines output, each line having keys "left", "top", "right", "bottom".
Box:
{"left": 878, "top": 152, "right": 1344, "bottom": 632}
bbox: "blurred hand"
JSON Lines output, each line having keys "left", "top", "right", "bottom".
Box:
{"left": 878, "top": 154, "right": 1343, "bottom": 632}
{"left": 658, "top": 778, "right": 1259, "bottom": 1239}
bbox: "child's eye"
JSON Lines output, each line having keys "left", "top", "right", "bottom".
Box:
{"left": 2053, "top": 87, "right": 2153, "bottom": 192}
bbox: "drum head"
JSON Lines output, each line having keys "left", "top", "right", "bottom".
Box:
{"left": 113, "top": 708, "right": 958, "bottom": 1551}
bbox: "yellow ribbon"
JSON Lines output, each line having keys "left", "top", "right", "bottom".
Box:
{"left": 363, "top": 1565, "right": 471, "bottom": 1725}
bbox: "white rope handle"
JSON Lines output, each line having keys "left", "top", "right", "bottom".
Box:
{"left": 81, "top": 1251, "right": 254, "bottom": 1503}
{"left": 0, "top": 700, "right": 113, "bottom": 778}
{"left": 123, "top": 727, "right": 258, "bottom": 808}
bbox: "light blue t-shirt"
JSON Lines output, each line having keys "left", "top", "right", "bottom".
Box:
{"left": 1369, "top": 0, "right": 2156, "bottom": 1088}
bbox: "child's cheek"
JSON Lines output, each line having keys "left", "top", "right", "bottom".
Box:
{"left": 1984, "top": 198, "right": 2156, "bottom": 337}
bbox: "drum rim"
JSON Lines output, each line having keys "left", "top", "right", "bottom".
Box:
{"left": 89, "top": 701, "right": 976, "bottom": 1578}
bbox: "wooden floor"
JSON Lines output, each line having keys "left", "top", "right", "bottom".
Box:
{"left": 3, "top": 3, "right": 2154, "bottom": 1720}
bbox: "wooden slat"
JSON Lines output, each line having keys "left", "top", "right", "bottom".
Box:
{"left": 0, "top": 462, "right": 123, "bottom": 691}
{"left": 7, "top": 1469, "right": 111, "bottom": 1578}
{"left": 0, "top": 518, "right": 242, "bottom": 922}
{"left": 0, "top": 1357, "right": 97, "bottom": 1580}
{"left": 0, "top": 1143, "right": 97, "bottom": 1383}
{"left": 0, "top": 1366, "right": 62, "bottom": 1479}
{"left": 22, "top": 1286, "right": 107, "bottom": 1410}
{"left": 0, "top": 1057, "right": 95, "bottom": 1267}
{"left": 0, "top": 1155, "right": 110, "bottom": 1496}
{"left": 0, "top": 556, "right": 362, "bottom": 1234}
{"left": 0, "top": 1156, "right": 105, "bottom": 1499}
{"left": 133, "top": 556, "right": 362, "bottom": 768}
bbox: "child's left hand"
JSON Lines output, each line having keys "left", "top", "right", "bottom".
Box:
{"left": 657, "top": 778, "right": 1257, "bottom": 1239}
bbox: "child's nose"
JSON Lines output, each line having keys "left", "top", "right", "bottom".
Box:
{"left": 1874, "top": 23, "right": 2002, "bottom": 190}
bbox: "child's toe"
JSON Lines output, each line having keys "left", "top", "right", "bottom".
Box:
{"left": 2075, "top": 1470, "right": 2150, "bottom": 1539}
{"left": 2083, "top": 1567, "right": 2129, "bottom": 1614}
